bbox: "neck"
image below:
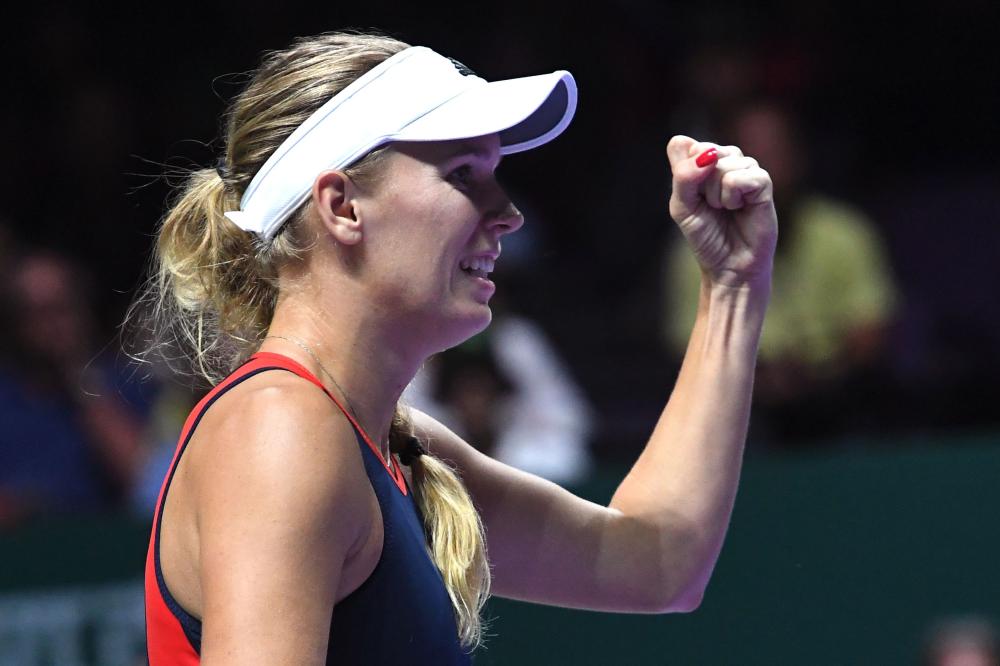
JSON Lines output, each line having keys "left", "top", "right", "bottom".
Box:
{"left": 261, "top": 294, "right": 426, "bottom": 449}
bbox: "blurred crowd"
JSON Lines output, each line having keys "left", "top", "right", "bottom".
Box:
{"left": 1, "top": 0, "right": 998, "bottom": 529}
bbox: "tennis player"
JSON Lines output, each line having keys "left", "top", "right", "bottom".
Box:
{"left": 140, "top": 31, "right": 777, "bottom": 665}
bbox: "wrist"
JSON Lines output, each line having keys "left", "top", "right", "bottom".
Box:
{"left": 700, "top": 269, "right": 771, "bottom": 302}
{"left": 697, "top": 273, "right": 771, "bottom": 331}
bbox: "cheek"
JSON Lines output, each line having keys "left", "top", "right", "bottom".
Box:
{"left": 366, "top": 225, "right": 453, "bottom": 304}
{"left": 366, "top": 180, "right": 478, "bottom": 300}
{"left": 389, "top": 205, "right": 472, "bottom": 276}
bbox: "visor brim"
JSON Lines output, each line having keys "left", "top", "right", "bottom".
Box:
{"left": 393, "top": 71, "right": 577, "bottom": 154}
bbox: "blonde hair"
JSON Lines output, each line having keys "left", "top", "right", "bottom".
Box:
{"left": 128, "top": 31, "right": 490, "bottom": 650}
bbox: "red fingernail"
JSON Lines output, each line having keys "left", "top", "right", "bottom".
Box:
{"left": 695, "top": 148, "right": 719, "bottom": 168}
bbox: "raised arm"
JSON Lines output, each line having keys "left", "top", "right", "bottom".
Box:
{"left": 416, "top": 135, "right": 776, "bottom": 613}
{"left": 606, "top": 135, "right": 775, "bottom": 607}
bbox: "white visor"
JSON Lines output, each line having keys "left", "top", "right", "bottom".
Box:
{"left": 224, "top": 46, "right": 577, "bottom": 240}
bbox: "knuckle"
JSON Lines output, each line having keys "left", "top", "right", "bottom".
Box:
{"left": 692, "top": 141, "right": 720, "bottom": 156}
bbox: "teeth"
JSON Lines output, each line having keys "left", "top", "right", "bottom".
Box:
{"left": 460, "top": 256, "right": 496, "bottom": 274}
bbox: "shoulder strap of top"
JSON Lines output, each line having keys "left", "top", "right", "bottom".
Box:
{"left": 247, "top": 352, "right": 407, "bottom": 495}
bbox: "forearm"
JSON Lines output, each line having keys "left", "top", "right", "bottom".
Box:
{"left": 610, "top": 273, "right": 770, "bottom": 606}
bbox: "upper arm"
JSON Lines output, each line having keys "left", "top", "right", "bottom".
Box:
{"left": 408, "top": 409, "right": 676, "bottom": 613}
{"left": 193, "top": 380, "right": 371, "bottom": 665}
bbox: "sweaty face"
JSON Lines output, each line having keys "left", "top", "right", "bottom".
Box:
{"left": 355, "top": 133, "right": 523, "bottom": 351}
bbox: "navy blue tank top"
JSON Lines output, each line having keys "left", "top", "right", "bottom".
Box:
{"left": 145, "top": 352, "right": 471, "bottom": 665}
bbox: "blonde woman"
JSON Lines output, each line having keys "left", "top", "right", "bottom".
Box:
{"left": 139, "top": 31, "right": 777, "bottom": 665}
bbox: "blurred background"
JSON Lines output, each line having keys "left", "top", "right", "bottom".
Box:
{"left": 1, "top": 0, "right": 999, "bottom": 664}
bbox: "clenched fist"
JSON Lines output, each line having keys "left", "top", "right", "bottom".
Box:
{"left": 667, "top": 135, "right": 778, "bottom": 289}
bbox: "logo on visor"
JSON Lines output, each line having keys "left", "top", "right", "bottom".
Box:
{"left": 448, "top": 57, "right": 478, "bottom": 77}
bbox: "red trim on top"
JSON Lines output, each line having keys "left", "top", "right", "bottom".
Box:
{"left": 146, "top": 352, "right": 412, "bottom": 663}
{"left": 250, "top": 352, "right": 408, "bottom": 496}
{"left": 145, "top": 539, "right": 200, "bottom": 665}
{"left": 147, "top": 358, "right": 270, "bottom": 664}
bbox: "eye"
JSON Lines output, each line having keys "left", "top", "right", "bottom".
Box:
{"left": 447, "top": 164, "right": 474, "bottom": 188}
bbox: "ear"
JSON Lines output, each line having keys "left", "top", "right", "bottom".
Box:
{"left": 312, "top": 170, "right": 364, "bottom": 245}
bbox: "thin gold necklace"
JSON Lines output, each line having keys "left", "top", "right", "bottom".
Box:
{"left": 263, "top": 334, "right": 393, "bottom": 469}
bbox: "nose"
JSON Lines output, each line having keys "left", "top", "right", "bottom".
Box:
{"left": 483, "top": 182, "right": 524, "bottom": 236}
{"left": 486, "top": 201, "right": 524, "bottom": 236}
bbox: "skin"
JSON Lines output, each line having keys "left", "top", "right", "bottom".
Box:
{"left": 158, "top": 132, "right": 777, "bottom": 665}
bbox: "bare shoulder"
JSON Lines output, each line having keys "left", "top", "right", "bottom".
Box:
{"left": 407, "top": 407, "right": 479, "bottom": 467}
{"left": 406, "top": 407, "right": 571, "bottom": 521}
{"left": 189, "top": 370, "right": 376, "bottom": 661}
{"left": 189, "top": 369, "right": 372, "bottom": 538}
{"left": 407, "top": 406, "right": 503, "bottom": 485}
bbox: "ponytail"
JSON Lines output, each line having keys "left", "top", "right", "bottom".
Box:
{"left": 129, "top": 168, "right": 278, "bottom": 385}
{"left": 391, "top": 408, "right": 491, "bottom": 651}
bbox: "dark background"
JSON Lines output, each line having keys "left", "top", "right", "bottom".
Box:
{"left": 3, "top": 1, "right": 999, "bottom": 462}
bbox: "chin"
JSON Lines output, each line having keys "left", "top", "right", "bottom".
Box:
{"left": 434, "top": 306, "right": 493, "bottom": 352}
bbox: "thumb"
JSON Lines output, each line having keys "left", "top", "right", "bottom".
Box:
{"left": 666, "top": 135, "right": 718, "bottom": 221}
